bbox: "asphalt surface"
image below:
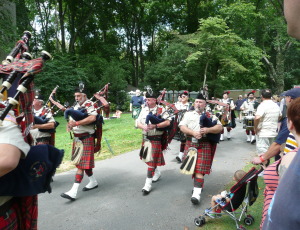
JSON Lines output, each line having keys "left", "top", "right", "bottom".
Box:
{"left": 38, "top": 121, "right": 256, "bottom": 230}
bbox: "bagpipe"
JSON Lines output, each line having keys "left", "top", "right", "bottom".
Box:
{"left": 0, "top": 75, "right": 34, "bottom": 126}
{"left": 0, "top": 144, "right": 64, "bottom": 196}
{"left": 199, "top": 111, "right": 220, "bottom": 143}
{"left": 207, "top": 99, "right": 231, "bottom": 126}
{"left": 2, "top": 31, "right": 31, "bottom": 65}
{"left": 33, "top": 85, "right": 60, "bottom": 133}
{"left": 0, "top": 37, "right": 52, "bottom": 143}
{"left": 63, "top": 83, "right": 110, "bottom": 124}
{"left": 145, "top": 88, "right": 179, "bottom": 131}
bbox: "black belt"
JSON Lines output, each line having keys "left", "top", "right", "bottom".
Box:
{"left": 144, "top": 135, "right": 162, "bottom": 141}
{"left": 186, "top": 136, "right": 209, "bottom": 143}
{"left": 74, "top": 133, "right": 94, "bottom": 141}
{"left": 0, "top": 199, "right": 13, "bottom": 217}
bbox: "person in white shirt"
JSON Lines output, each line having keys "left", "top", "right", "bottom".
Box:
{"left": 254, "top": 89, "right": 281, "bottom": 158}
{"left": 30, "top": 95, "right": 56, "bottom": 145}
{"left": 240, "top": 91, "right": 259, "bottom": 143}
{"left": 217, "top": 91, "right": 235, "bottom": 141}
{"left": 175, "top": 91, "right": 191, "bottom": 163}
{"left": 136, "top": 91, "right": 171, "bottom": 195}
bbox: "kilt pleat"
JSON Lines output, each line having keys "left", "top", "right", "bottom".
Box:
{"left": 72, "top": 136, "right": 95, "bottom": 169}
{"left": 141, "top": 139, "right": 165, "bottom": 167}
{"left": 183, "top": 140, "right": 217, "bottom": 175}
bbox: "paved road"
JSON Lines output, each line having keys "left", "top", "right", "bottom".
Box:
{"left": 39, "top": 122, "right": 256, "bottom": 230}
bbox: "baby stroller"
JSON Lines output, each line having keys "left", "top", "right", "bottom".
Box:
{"left": 194, "top": 167, "right": 262, "bottom": 230}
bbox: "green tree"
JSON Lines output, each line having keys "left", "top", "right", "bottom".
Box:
{"left": 186, "top": 17, "right": 265, "bottom": 95}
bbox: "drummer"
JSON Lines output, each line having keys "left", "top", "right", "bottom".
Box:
{"left": 240, "top": 91, "right": 259, "bottom": 143}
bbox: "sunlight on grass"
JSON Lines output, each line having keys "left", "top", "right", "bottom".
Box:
{"left": 54, "top": 113, "right": 141, "bottom": 172}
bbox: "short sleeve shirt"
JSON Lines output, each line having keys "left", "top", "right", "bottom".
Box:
{"left": 131, "top": 96, "right": 144, "bottom": 107}
{"left": 274, "top": 117, "right": 289, "bottom": 145}
{"left": 30, "top": 108, "right": 56, "bottom": 139}
{"left": 137, "top": 105, "right": 171, "bottom": 136}
{"left": 256, "top": 100, "right": 281, "bottom": 137}
{"left": 240, "top": 99, "right": 255, "bottom": 112}
{"left": 262, "top": 148, "right": 300, "bottom": 230}
{"left": 179, "top": 110, "right": 221, "bottom": 131}
{"left": 175, "top": 102, "right": 190, "bottom": 111}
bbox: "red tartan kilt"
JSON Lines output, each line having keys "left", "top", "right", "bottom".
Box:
{"left": 141, "top": 139, "right": 165, "bottom": 167}
{"left": 72, "top": 136, "right": 95, "bottom": 169}
{"left": 183, "top": 140, "right": 217, "bottom": 175}
{"left": 0, "top": 196, "right": 38, "bottom": 230}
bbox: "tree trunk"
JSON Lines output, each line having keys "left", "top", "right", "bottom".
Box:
{"left": 186, "top": 0, "right": 200, "bottom": 33}
{"left": 58, "top": 0, "right": 66, "bottom": 53}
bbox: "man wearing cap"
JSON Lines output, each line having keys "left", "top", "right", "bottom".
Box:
{"left": 130, "top": 89, "right": 144, "bottom": 128}
{"left": 252, "top": 88, "right": 300, "bottom": 165}
{"left": 217, "top": 91, "right": 235, "bottom": 141}
{"left": 175, "top": 91, "right": 192, "bottom": 163}
{"left": 179, "top": 93, "right": 222, "bottom": 204}
{"left": 240, "top": 91, "right": 260, "bottom": 143}
{"left": 251, "top": 89, "right": 281, "bottom": 164}
{"left": 61, "top": 86, "right": 98, "bottom": 201}
{"left": 136, "top": 90, "right": 171, "bottom": 195}
{"left": 30, "top": 95, "right": 56, "bottom": 145}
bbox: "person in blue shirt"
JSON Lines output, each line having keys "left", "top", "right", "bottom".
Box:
{"left": 130, "top": 89, "right": 144, "bottom": 127}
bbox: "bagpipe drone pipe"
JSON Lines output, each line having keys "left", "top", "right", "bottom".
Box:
{"left": 200, "top": 112, "right": 221, "bottom": 143}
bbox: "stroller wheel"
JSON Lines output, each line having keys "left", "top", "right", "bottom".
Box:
{"left": 247, "top": 214, "right": 255, "bottom": 222}
{"left": 194, "top": 216, "right": 206, "bottom": 227}
{"left": 244, "top": 216, "right": 254, "bottom": 226}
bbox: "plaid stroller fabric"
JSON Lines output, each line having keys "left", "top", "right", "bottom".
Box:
{"left": 194, "top": 167, "right": 262, "bottom": 230}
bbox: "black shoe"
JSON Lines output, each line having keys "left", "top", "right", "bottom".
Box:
{"left": 176, "top": 156, "right": 182, "bottom": 163}
{"left": 82, "top": 185, "right": 98, "bottom": 191}
{"left": 142, "top": 189, "right": 151, "bottom": 195}
{"left": 251, "top": 140, "right": 256, "bottom": 144}
{"left": 60, "top": 193, "right": 75, "bottom": 201}
{"left": 227, "top": 138, "right": 231, "bottom": 140}
{"left": 191, "top": 197, "right": 200, "bottom": 205}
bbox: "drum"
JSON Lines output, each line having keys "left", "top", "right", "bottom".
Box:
{"left": 243, "top": 115, "right": 254, "bottom": 129}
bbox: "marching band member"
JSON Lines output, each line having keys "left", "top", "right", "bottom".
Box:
{"left": 61, "top": 86, "right": 98, "bottom": 201}
{"left": 179, "top": 93, "right": 222, "bottom": 204}
{"left": 240, "top": 91, "right": 259, "bottom": 143}
{"left": 175, "top": 91, "right": 192, "bottom": 163}
{"left": 136, "top": 90, "right": 171, "bottom": 195}
{"left": 30, "top": 94, "right": 56, "bottom": 145}
{"left": 0, "top": 46, "right": 63, "bottom": 229}
{"left": 218, "top": 91, "right": 235, "bottom": 141}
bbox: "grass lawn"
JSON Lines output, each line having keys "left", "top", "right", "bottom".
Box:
{"left": 54, "top": 113, "right": 264, "bottom": 229}
{"left": 54, "top": 113, "right": 141, "bottom": 172}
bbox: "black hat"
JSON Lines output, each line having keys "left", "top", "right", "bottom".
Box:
{"left": 145, "top": 87, "right": 157, "bottom": 98}
{"left": 247, "top": 90, "right": 256, "bottom": 97}
{"left": 35, "top": 94, "right": 44, "bottom": 101}
{"left": 146, "top": 91, "right": 158, "bottom": 98}
{"left": 180, "top": 91, "right": 189, "bottom": 97}
{"left": 74, "top": 87, "right": 87, "bottom": 94}
{"left": 196, "top": 93, "right": 206, "bottom": 101}
{"left": 74, "top": 82, "right": 86, "bottom": 94}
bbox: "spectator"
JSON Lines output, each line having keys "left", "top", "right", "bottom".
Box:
{"left": 235, "top": 95, "right": 244, "bottom": 122}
